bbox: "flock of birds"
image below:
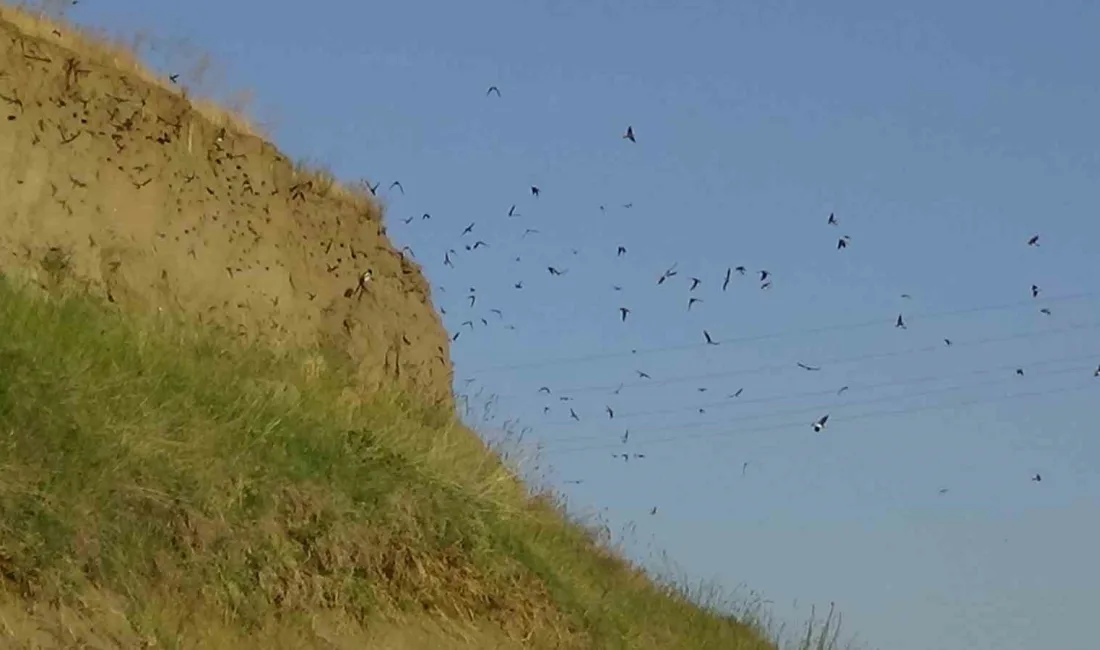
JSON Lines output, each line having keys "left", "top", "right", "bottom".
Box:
{"left": 365, "top": 85, "right": 1096, "bottom": 494}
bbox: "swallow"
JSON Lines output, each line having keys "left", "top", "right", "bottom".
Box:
{"left": 760, "top": 281, "right": 772, "bottom": 290}
{"left": 403, "top": 215, "right": 414, "bottom": 224}
{"left": 486, "top": 85, "right": 501, "bottom": 97}
{"left": 689, "top": 277, "right": 702, "bottom": 291}
{"left": 619, "top": 307, "right": 631, "bottom": 322}
{"left": 471, "top": 240, "right": 489, "bottom": 249}
{"left": 704, "top": 330, "right": 719, "bottom": 345}
{"left": 508, "top": 204, "right": 519, "bottom": 217}
{"left": 622, "top": 430, "right": 630, "bottom": 444}
{"left": 1031, "top": 473, "right": 1041, "bottom": 482}
{"left": 657, "top": 263, "right": 679, "bottom": 285}
{"left": 389, "top": 180, "right": 404, "bottom": 194}
{"left": 538, "top": 387, "right": 552, "bottom": 394}
{"left": 636, "top": 370, "right": 651, "bottom": 379}
{"left": 617, "top": 246, "right": 627, "bottom": 257}
{"left": 606, "top": 406, "right": 614, "bottom": 419}
{"left": 461, "top": 320, "right": 474, "bottom": 330}
{"left": 444, "top": 252, "right": 454, "bottom": 268}
{"left": 837, "top": 236, "right": 850, "bottom": 250}
{"left": 548, "top": 266, "right": 566, "bottom": 276}
{"left": 797, "top": 362, "right": 821, "bottom": 371}
{"left": 723, "top": 268, "right": 732, "bottom": 291}
{"left": 490, "top": 309, "right": 503, "bottom": 319}
{"left": 730, "top": 388, "right": 744, "bottom": 398}
{"left": 812, "top": 414, "right": 829, "bottom": 432}
{"left": 514, "top": 281, "right": 523, "bottom": 289}
{"left": 1016, "top": 368, "right": 1024, "bottom": 376}
{"left": 759, "top": 270, "right": 769, "bottom": 282}
{"left": 569, "top": 408, "right": 580, "bottom": 421}
{"left": 944, "top": 338, "right": 952, "bottom": 346}
{"left": 1031, "top": 284, "right": 1040, "bottom": 298}
{"left": 828, "top": 212, "right": 837, "bottom": 226}
{"left": 688, "top": 297, "right": 703, "bottom": 310}
{"left": 468, "top": 294, "right": 476, "bottom": 307}
{"left": 531, "top": 185, "right": 540, "bottom": 197}
{"left": 896, "top": 313, "right": 907, "bottom": 329}
{"left": 735, "top": 266, "right": 746, "bottom": 275}
{"left": 422, "top": 213, "right": 432, "bottom": 220}
{"left": 462, "top": 222, "right": 475, "bottom": 236}
{"left": 1040, "top": 308, "right": 1052, "bottom": 315}
{"left": 1027, "top": 235, "right": 1040, "bottom": 246}
{"left": 837, "top": 386, "right": 849, "bottom": 395}
{"left": 623, "top": 126, "right": 636, "bottom": 142}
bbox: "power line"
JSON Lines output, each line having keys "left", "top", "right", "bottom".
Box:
{"left": 483, "top": 319, "right": 1100, "bottom": 398}
{"left": 465, "top": 290, "right": 1100, "bottom": 375}
{"left": 541, "top": 381, "right": 1097, "bottom": 456}
{"left": 536, "top": 363, "right": 1094, "bottom": 445}
{"left": 534, "top": 351, "right": 1099, "bottom": 427}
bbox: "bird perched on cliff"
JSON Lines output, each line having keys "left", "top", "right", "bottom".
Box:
{"left": 354, "top": 269, "right": 373, "bottom": 300}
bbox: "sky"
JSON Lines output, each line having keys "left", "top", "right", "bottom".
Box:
{"left": 56, "top": 1, "right": 1100, "bottom": 648}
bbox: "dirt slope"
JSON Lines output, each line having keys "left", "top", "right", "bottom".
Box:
{"left": 0, "top": 7, "right": 453, "bottom": 408}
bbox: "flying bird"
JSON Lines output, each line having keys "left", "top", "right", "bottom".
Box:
{"left": 548, "top": 266, "right": 566, "bottom": 276}
{"left": 689, "top": 277, "right": 702, "bottom": 291}
{"left": 538, "top": 387, "right": 552, "bottom": 394}
{"left": 486, "top": 85, "right": 501, "bottom": 97}
{"left": 1027, "top": 235, "right": 1040, "bottom": 246}
{"left": 657, "top": 263, "right": 679, "bottom": 285}
{"left": 617, "top": 246, "right": 627, "bottom": 256}
{"left": 944, "top": 338, "right": 953, "bottom": 346}
{"left": 606, "top": 406, "right": 614, "bottom": 419}
{"left": 471, "top": 240, "right": 489, "bottom": 249}
{"left": 1094, "top": 364, "right": 1100, "bottom": 377}
{"left": 1016, "top": 368, "right": 1025, "bottom": 376}
{"left": 735, "top": 266, "right": 746, "bottom": 275}
{"left": 531, "top": 185, "right": 540, "bottom": 197}
{"left": 636, "top": 370, "right": 651, "bottom": 379}
{"left": 759, "top": 270, "right": 770, "bottom": 282}
{"left": 837, "top": 235, "right": 850, "bottom": 250}
{"left": 797, "top": 362, "right": 821, "bottom": 371}
{"left": 896, "top": 313, "right": 907, "bottom": 329}
{"left": 388, "top": 180, "right": 404, "bottom": 194}
{"left": 688, "top": 297, "right": 703, "bottom": 311}
{"left": 837, "top": 386, "right": 849, "bottom": 395}
{"left": 619, "top": 307, "right": 631, "bottom": 322}
{"left": 569, "top": 408, "right": 580, "bottom": 421}
{"left": 730, "top": 388, "right": 744, "bottom": 398}
{"left": 623, "top": 126, "right": 636, "bottom": 142}
{"left": 828, "top": 212, "right": 837, "bottom": 226}
{"left": 462, "top": 222, "right": 475, "bottom": 236}
{"left": 1040, "top": 308, "right": 1052, "bottom": 315}
{"left": 508, "top": 204, "right": 519, "bottom": 217}
{"left": 723, "top": 268, "right": 732, "bottom": 291}
{"left": 703, "top": 330, "right": 719, "bottom": 345}
{"left": 1032, "top": 473, "right": 1042, "bottom": 482}
{"left": 1031, "top": 284, "right": 1040, "bottom": 298}
{"left": 812, "top": 414, "right": 830, "bottom": 432}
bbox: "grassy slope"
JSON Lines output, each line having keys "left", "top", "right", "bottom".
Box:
{"left": 0, "top": 279, "right": 789, "bottom": 649}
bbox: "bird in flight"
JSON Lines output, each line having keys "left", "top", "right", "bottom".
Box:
{"left": 636, "top": 370, "right": 651, "bottom": 379}
{"left": 619, "top": 307, "right": 631, "bottom": 322}
{"left": 1032, "top": 473, "right": 1042, "bottom": 482}
{"left": 538, "top": 386, "right": 552, "bottom": 394}
{"left": 462, "top": 222, "right": 475, "bottom": 236}
{"left": 531, "top": 185, "right": 540, "bottom": 197}
{"left": 735, "top": 266, "right": 747, "bottom": 275}
{"left": 688, "top": 297, "right": 703, "bottom": 311}
{"left": 486, "top": 86, "right": 501, "bottom": 97}
{"left": 617, "top": 246, "right": 627, "bottom": 257}
{"left": 729, "top": 388, "right": 744, "bottom": 398}
{"left": 606, "top": 406, "right": 614, "bottom": 419}
{"left": 837, "top": 235, "right": 851, "bottom": 250}
{"left": 828, "top": 212, "right": 838, "bottom": 226}
{"left": 569, "top": 408, "right": 580, "bottom": 421}
{"left": 944, "top": 338, "right": 953, "bottom": 346}
{"left": 623, "top": 126, "right": 636, "bottom": 142}
{"left": 896, "top": 313, "right": 907, "bottom": 329}
{"left": 389, "top": 180, "right": 404, "bottom": 194}
{"left": 812, "top": 414, "right": 830, "bottom": 432}
{"left": 837, "top": 386, "right": 849, "bottom": 395}
{"left": 1039, "top": 308, "right": 1052, "bottom": 315}
{"left": 759, "top": 270, "right": 770, "bottom": 282}
{"left": 703, "top": 330, "right": 719, "bottom": 345}
{"left": 723, "top": 268, "right": 732, "bottom": 291}
{"left": 1016, "top": 368, "right": 1025, "bottom": 376}
{"left": 1094, "top": 364, "right": 1100, "bottom": 377}
{"left": 508, "top": 204, "right": 519, "bottom": 217}
{"left": 1031, "top": 284, "right": 1040, "bottom": 298}
{"left": 689, "top": 277, "right": 702, "bottom": 291}
{"left": 547, "top": 266, "right": 566, "bottom": 276}
{"left": 1027, "top": 234, "right": 1040, "bottom": 246}
{"left": 797, "top": 362, "right": 821, "bottom": 371}
{"left": 658, "top": 263, "right": 679, "bottom": 285}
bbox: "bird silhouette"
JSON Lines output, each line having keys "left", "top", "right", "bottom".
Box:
{"left": 812, "top": 414, "right": 830, "bottom": 432}
{"left": 723, "top": 268, "right": 732, "bottom": 291}
{"left": 619, "top": 307, "right": 631, "bottom": 322}
{"left": 688, "top": 297, "right": 703, "bottom": 310}
{"left": 1031, "top": 284, "right": 1041, "bottom": 298}
{"left": 508, "top": 204, "right": 519, "bottom": 217}
{"left": 759, "top": 270, "right": 769, "bottom": 282}
{"left": 623, "top": 126, "right": 636, "bottom": 142}
{"left": 689, "top": 277, "right": 702, "bottom": 291}
{"left": 636, "top": 370, "right": 651, "bottom": 379}
{"left": 837, "top": 236, "right": 850, "bottom": 250}
{"left": 797, "top": 362, "right": 821, "bottom": 371}
{"left": 703, "top": 330, "right": 719, "bottom": 345}
{"left": 486, "top": 85, "right": 501, "bottom": 97}
{"left": 548, "top": 266, "right": 566, "bottom": 276}
{"left": 1027, "top": 235, "right": 1040, "bottom": 246}
{"left": 606, "top": 406, "right": 614, "bottom": 419}
{"left": 896, "top": 313, "right": 907, "bottom": 329}
{"left": 389, "top": 180, "right": 404, "bottom": 194}
{"left": 531, "top": 186, "right": 540, "bottom": 197}
{"left": 617, "top": 246, "right": 627, "bottom": 256}
{"left": 1032, "top": 473, "right": 1042, "bottom": 482}
{"left": 828, "top": 212, "right": 837, "bottom": 226}
{"left": 569, "top": 408, "right": 580, "bottom": 421}
{"left": 462, "top": 222, "right": 475, "bottom": 236}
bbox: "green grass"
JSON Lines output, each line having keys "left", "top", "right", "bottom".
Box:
{"left": 0, "top": 275, "right": 855, "bottom": 649}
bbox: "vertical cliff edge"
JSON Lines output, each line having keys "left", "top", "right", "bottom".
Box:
{"left": 0, "top": 8, "right": 454, "bottom": 409}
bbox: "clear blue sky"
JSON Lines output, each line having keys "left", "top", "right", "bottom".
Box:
{"left": 64, "top": 1, "right": 1100, "bottom": 648}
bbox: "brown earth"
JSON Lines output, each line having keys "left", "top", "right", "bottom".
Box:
{"left": 0, "top": 6, "right": 454, "bottom": 409}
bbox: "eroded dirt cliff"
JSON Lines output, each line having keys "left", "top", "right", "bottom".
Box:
{"left": 0, "top": 9, "right": 454, "bottom": 407}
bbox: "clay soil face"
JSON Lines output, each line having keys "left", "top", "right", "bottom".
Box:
{"left": 0, "top": 9, "right": 454, "bottom": 408}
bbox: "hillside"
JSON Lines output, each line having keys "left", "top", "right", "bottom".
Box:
{"left": 0, "top": 5, "right": 801, "bottom": 650}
